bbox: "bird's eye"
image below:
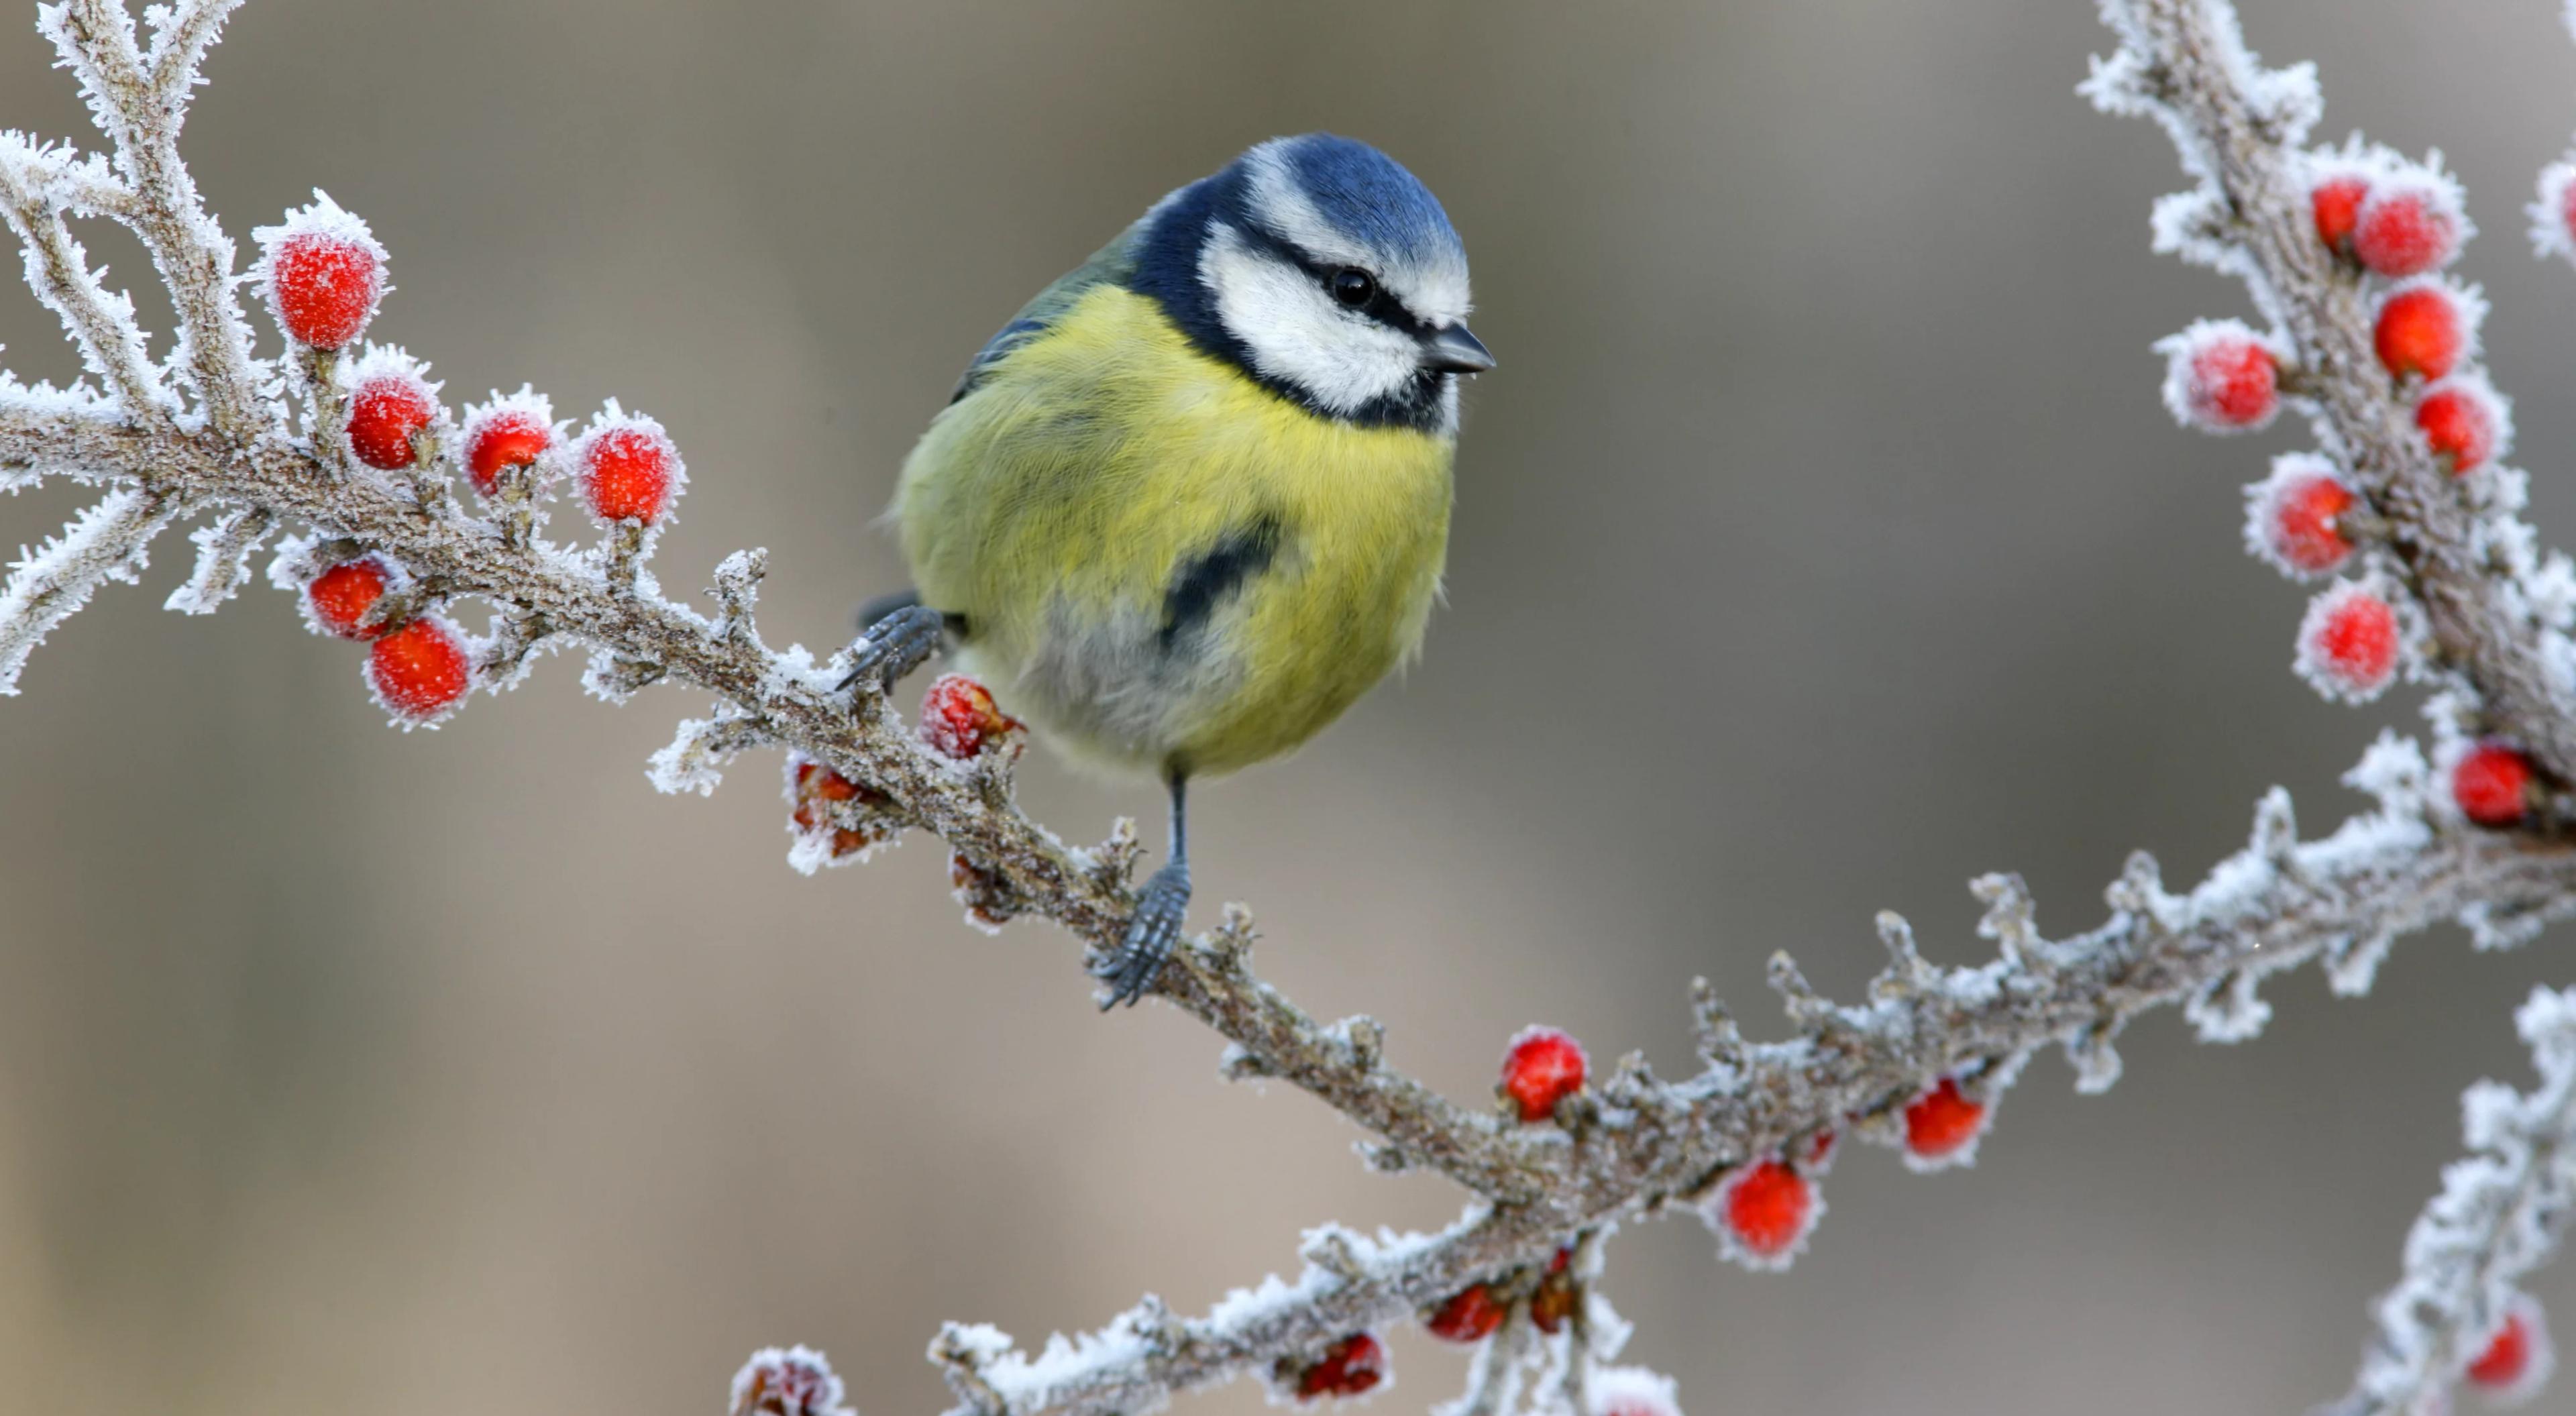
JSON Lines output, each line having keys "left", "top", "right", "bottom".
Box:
{"left": 1330, "top": 268, "right": 1376, "bottom": 308}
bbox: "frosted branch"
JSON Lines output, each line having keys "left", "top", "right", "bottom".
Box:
{"left": 2330, "top": 987, "right": 2576, "bottom": 1416}
{"left": 0, "top": 484, "right": 175, "bottom": 693}
{"left": 2090, "top": 0, "right": 2576, "bottom": 783}
{"left": 5, "top": 4, "right": 2576, "bottom": 1415}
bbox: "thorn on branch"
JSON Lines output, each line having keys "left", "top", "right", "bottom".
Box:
{"left": 710, "top": 547, "right": 766, "bottom": 647}
{"left": 1688, "top": 976, "right": 1743, "bottom": 1068}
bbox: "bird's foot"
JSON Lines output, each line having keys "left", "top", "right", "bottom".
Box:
{"left": 837, "top": 603, "right": 945, "bottom": 697}
{"left": 1091, "top": 861, "right": 1190, "bottom": 1008}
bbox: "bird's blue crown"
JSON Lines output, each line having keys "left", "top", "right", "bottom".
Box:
{"left": 1129, "top": 133, "right": 1476, "bottom": 431}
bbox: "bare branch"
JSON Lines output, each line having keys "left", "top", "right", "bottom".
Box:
{"left": 2329, "top": 987, "right": 2576, "bottom": 1416}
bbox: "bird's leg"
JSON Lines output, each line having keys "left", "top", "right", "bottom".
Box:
{"left": 1092, "top": 770, "right": 1191, "bottom": 1008}
{"left": 838, "top": 592, "right": 945, "bottom": 697}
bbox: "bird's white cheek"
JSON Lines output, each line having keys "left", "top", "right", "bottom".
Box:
{"left": 1202, "top": 231, "right": 1420, "bottom": 413}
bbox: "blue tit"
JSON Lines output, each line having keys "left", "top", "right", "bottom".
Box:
{"left": 843, "top": 132, "right": 1492, "bottom": 1006}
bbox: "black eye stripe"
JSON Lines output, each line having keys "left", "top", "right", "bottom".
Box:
{"left": 1228, "top": 219, "right": 1431, "bottom": 336}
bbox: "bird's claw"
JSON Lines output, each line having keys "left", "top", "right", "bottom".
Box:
{"left": 838, "top": 603, "right": 945, "bottom": 697}
{"left": 1092, "top": 861, "right": 1189, "bottom": 1008}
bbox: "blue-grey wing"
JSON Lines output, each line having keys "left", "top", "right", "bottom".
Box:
{"left": 948, "top": 217, "right": 1150, "bottom": 404}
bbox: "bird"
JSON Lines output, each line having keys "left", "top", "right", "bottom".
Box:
{"left": 843, "top": 132, "right": 1491, "bottom": 1008}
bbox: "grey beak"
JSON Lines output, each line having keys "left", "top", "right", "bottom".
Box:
{"left": 1419, "top": 323, "right": 1495, "bottom": 375}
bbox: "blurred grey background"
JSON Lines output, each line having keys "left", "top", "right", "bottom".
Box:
{"left": 3, "top": 1, "right": 2572, "bottom": 1413}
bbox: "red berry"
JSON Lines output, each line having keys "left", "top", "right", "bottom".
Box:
{"left": 2312, "top": 174, "right": 2370, "bottom": 255}
{"left": 1424, "top": 1284, "right": 1507, "bottom": 1344}
{"left": 918, "top": 673, "right": 1022, "bottom": 760}
{"left": 1718, "top": 1157, "right": 1817, "bottom": 1265}
{"left": 344, "top": 370, "right": 437, "bottom": 470}
{"left": 1807, "top": 1128, "right": 1839, "bottom": 1167}
{"left": 367, "top": 616, "right": 470, "bottom": 721}
{"left": 576, "top": 418, "right": 681, "bottom": 525}
{"left": 731, "top": 1348, "right": 847, "bottom": 1416}
{"left": 262, "top": 225, "right": 384, "bottom": 349}
{"left": 464, "top": 406, "right": 553, "bottom": 496}
{"left": 2465, "top": 1296, "right": 2552, "bottom": 1402}
{"left": 305, "top": 555, "right": 392, "bottom": 640}
{"left": 2416, "top": 379, "right": 2501, "bottom": 474}
{"left": 792, "top": 760, "right": 888, "bottom": 859}
{"left": 1501, "top": 1026, "right": 1588, "bottom": 1123}
{"left": 2257, "top": 465, "right": 2358, "bottom": 576}
{"left": 2164, "top": 325, "right": 2279, "bottom": 431}
{"left": 2299, "top": 584, "right": 2400, "bottom": 700}
{"left": 1293, "top": 1333, "right": 1385, "bottom": 1401}
{"left": 2352, "top": 186, "right": 2460, "bottom": 278}
{"left": 1529, "top": 1249, "right": 1578, "bottom": 1333}
{"left": 2375, "top": 285, "right": 2465, "bottom": 382}
{"left": 1902, "top": 1077, "right": 1988, "bottom": 1164}
{"left": 2454, "top": 743, "right": 2536, "bottom": 827}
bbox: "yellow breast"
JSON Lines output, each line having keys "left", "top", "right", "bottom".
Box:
{"left": 893, "top": 285, "right": 1454, "bottom": 778}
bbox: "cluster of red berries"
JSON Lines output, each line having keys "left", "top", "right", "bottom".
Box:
{"left": 1281, "top": 1331, "right": 1384, "bottom": 1402}
{"left": 254, "top": 197, "right": 698, "bottom": 727}
{"left": 298, "top": 551, "right": 472, "bottom": 722}
{"left": 2170, "top": 156, "right": 2535, "bottom": 740}
{"left": 1419, "top": 1246, "right": 1579, "bottom": 1359}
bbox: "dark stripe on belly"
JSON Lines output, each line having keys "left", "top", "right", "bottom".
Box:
{"left": 1159, "top": 514, "right": 1283, "bottom": 653}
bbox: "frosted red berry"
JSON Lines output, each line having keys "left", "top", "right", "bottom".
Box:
{"left": 2454, "top": 744, "right": 2536, "bottom": 828}
{"left": 1807, "top": 1128, "right": 1839, "bottom": 1167}
{"left": 2261, "top": 468, "right": 2357, "bottom": 575}
{"left": 732, "top": 1349, "right": 846, "bottom": 1416}
{"left": 2167, "top": 325, "right": 2279, "bottom": 431}
{"left": 793, "top": 761, "right": 887, "bottom": 860}
{"left": 305, "top": 555, "right": 392, "bottom": 640}
{"left": 2312, "top": 174, "right": 2370, "bottom": 255}
{"left": 1424, "top": 1284, "right": 1507, "bottom": 1343}
{"left": 2352, "top": 186, "right": 2459, "bottom": 278}
{"left": 464, "top": 407, "right": 553, "bottom": 496}
{"left": 2465, "top": 1296, "right": 2551, "bottom": 1401}
{"left": 2416, "top": 380, "right": 2500, "bottom": 474}
{"left": 1903, "top": 1077, "right": 1988, "bottom": 1162}
{"left": 2300, "top": 586, "right": 2399, "bottom": 700}
{"left": 919, "top": 674, "right": 1021, "bottom": 760}
{"left": 265, "top": 231, "right": 382, "bottom": 349}
{"left": 2375, "top": 286, "right": 2465, "bottom": 382}
{"left": 368, "top": 616, "right": 470, "bottom": 720}
{"left": 577, "top": 420, "right": 680, "bottom": 525}
{"left": 344, "top": 371, "right": 437, "bottom": 470}
{"left": 1293, "top": 1333, "right": 1385, "bottom": 1401}
{"left": 1719, "top": 1157, "right": 1816, "bottom": 1263}
{"left": 1529, "top": 1248, "right": 1578, "bottom": 1334}
{"left": 1501, "top": 1026, "right": 1588, "bottom": 1123}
